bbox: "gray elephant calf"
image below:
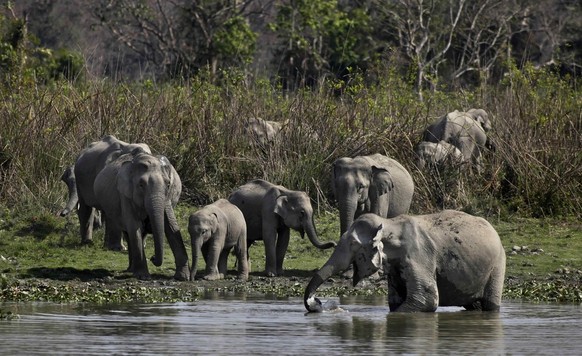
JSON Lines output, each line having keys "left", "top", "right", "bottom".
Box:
{"left": 228, "top": 179, "right": 336, "bottom": 277}
{"left": 188, "top": 199, "right": 249, "bottom": 281}
{"left": 415, "top": 141, "right": 464, "bottom": 170}
{"left": 305, "top": 210, "right": 506, "bottom": 313}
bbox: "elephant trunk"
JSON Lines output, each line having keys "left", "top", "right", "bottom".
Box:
{"left": 60, "top": 168, "right": 78, "bottom": 216}
{"left": 190, "top": 236, "right": 202, "bottom": 281}
{"left": 304, "top": 242, "right": 352, "bottom": 312}
{"left": 304, "top": 216, "right": 336, "bottom": 250}
{"left": 146, "top": 195, "right": 166, "bottom": 267}
{"left": 338, "top": 194, "right": 359, "bottom": 234}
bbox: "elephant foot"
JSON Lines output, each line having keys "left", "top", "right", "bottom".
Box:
{"left": 237, "top": 273, "right": 249, "bottom": 281}
{"left": 265, "top": 271, "right": 277, "bottom": 277}
{"left": 174, "top": 269, "right": 190, "bottom": 281}
{"left": 80, "top": 238, "right": 94, "bottom": 246}
{"left": 203, "top": 273, "right": 224, "bottom": 281}
{"left": 105, "top": 243, "right": 127, "bottom": 252}
{"left": 133, "top": 271, "right": 151, "bottom": 280}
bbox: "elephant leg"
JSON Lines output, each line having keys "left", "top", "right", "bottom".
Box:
{"left": 263, "top": 230, "right": 278, "bottom": 277}
{"left": 275, "top": 228, "right": 290, "bottom": 276}
{"left": 127, "top": 227, "right": 150, "bottom": 280}
{"left": 77, "top": 202, "right": 95, "bottom": 244}
{"left": 236, "top": 237, "right": 249, "bottom": 280}
{"left": 217, "top": 247, "right": 232, "bottom": 278}
{"left": 164, "top": 208, "right": 190, "bottom": 281}
{"left": 203, "top": 240, "right": 223, "bottom": 281}
{"left": 396, "top": 266, "right": 439, "bottom": 312}
{"left": 104, "top": 218, "right": 125, "bottom": 251}
{"left": 480, "top": 265, "right": 504, "bottom": 311}
{"left": 124, "top": 231, "right": 134, "bottom": 272}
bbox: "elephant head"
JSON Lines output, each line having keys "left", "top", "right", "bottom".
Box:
{"left": 467, "top": 108, "right": 492, "bottom": 132}
{"left": 304, "top": 214, "right": 387, "bottom": 312}
{"left": 118, "top": 148, "right": 177, "bottom": 267}
{"left": 273, "top": 190, "right": 336, "bottom": 250}
{"left": 188, "top": 209, "right": 219, "bottom": 280}
{"left": 332, "top": 157, "right": 394, "bottom": 234}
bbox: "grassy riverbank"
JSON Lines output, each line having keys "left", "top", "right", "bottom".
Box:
{"left": 1, "top": 206, "right": 581, "bottom": 305}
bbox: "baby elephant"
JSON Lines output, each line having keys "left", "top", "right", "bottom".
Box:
{"left": 188, "top": 199, "right": 249, "bottom": 281}
{"left": 415, "top": 140, "right": 464, "bottom": 170}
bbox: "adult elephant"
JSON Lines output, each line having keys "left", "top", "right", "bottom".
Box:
{"left": 332, "top": 154, "right": 414, "bottom": 235}
{"left": 188, "top": 199, "right": 248, "bottom": 281}
{"left": 228, "top": 179, "right": 336, "bottom": 277}
{"left": 74, "top": 135, "right": 151, "bottom": 249}
{"left": 304, "top": 210, "right": 506, "bottom": 313}
{"left": 422, "top": 109, "right": 492, "bottom": 173}
{"left": 94, "top": 147, "right": 189, "bottom": 280}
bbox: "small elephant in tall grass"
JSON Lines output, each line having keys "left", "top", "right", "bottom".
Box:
{"left": 415, "top": 141, "right": 464, "bottom": 170}
{"left": 188, "top": 199, "right": 249, "bottom": 281}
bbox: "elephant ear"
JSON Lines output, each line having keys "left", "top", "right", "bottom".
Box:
{"left": 209, "top": 212, "right": 220, "bottom": 233}
{"left": 351, "top": 223, "right": 385, "bottom": 287}
{"left": 371, "top": 166, "right": 394, "bottom": 195}
{"left": 117, "top": 161, "right": 134, "bottom": 200}
{"left": 274, "top": 194, "right": 289, "bottom": 219}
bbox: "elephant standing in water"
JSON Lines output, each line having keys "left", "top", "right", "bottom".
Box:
{"left": 304, "top": 210, "right": 506, "bottom": 313}
{"left": 188, "top": 199, "right": 249, "bottom": 281}
{"left": 73, "top": 135, "right": 151, "bottom": 249}
{"left": 332, "top": 154, "right": 414, "bottom": 235}
{"left": 94, "top": 148, "right": 189, "bottom": 280}
{"left": 228, "top": 179, "right": 336, "bottom": 277}
{"left": 422, "top": 109, "right": 493, "bottom": 173}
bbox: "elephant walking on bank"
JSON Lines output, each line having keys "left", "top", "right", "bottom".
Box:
{"left": 304, "top": 210, "right": 506, "bottom": 313}
{"left": 73, "top": 135, "right": 151, "bottom": 249}
{"left": 94, "top": 147, "right": 189, "bottom": 280}
{"left": 228, "top": 179, "right": 336, "bottom": 277}
{"left": 422, "top": 109, "right": 493, "bottom": 173}
{"left": 332, "top": 154, "right": 414, "bottom": 235}
{"left": 188, "top": 199, "right": 249, "bottom": 281}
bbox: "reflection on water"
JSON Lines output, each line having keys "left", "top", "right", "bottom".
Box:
{"left": 1, "top": 295, "right": 581, "bottom": 355}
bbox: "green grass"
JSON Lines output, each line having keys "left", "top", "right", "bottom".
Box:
{"left": 1, "top": 206, "right": 581, "bottom": 304}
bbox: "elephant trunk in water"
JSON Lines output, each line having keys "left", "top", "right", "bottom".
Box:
{"left": 303, "top": 216, "right": 336, "bottom": 250}
{"left": 146, "top": 194, "right": 165, "bottom": 267}
{"left": 304, "top": 242, "right": 351, "bottom": 312}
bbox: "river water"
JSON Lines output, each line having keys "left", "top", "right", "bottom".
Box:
{"left": 1, "top": 294, "right": 580, "bottom": 355}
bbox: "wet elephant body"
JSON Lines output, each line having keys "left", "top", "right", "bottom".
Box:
{"left": 304, "top": 210, "right": 506, "bottom": 313}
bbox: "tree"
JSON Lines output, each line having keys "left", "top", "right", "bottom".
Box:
{"left": 93, "top": 0, "right": 258, "bottom": 80}
{"left": 377, "top": 0, "right": 523, "bottom": 96}
{"left": 270, "top": 0, "right": 377, "bottom": 90}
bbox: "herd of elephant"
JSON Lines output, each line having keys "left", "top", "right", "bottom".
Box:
{"left": 59, "top": 108, "right": 505, "bottom": 313}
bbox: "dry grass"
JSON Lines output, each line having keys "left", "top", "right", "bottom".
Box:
{"left": 0, "top": 65, "right": 580, "bottom": 219}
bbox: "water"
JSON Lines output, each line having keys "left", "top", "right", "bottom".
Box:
{"left": 1, "top": 294, "right": 581, "bottom": 355}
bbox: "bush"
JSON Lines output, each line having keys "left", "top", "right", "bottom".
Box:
{"left": 0, "top": 63, "right": 580, "bottom": 219}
